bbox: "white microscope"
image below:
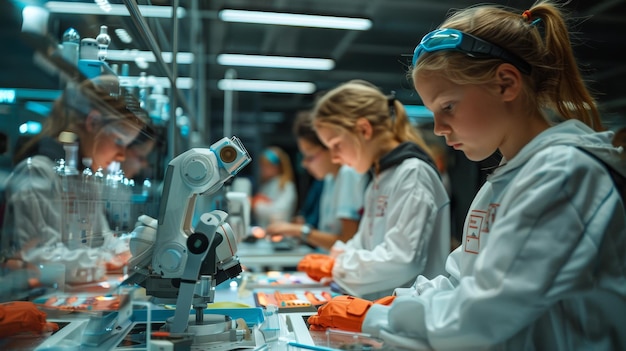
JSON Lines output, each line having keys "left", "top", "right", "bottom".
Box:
{"left": 126, "top": 136, "right": 252, "bottom": 340}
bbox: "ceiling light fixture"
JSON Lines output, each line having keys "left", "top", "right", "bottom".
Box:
{"left": 218, "top": 79, "right": 316, "bottom": 94}
{"left": 94, "top": 0, "right": 111, "bottom": 13}
{"left": 123, "top": 76, "right": 193, "bottom": 89}
{"left": 107, "top": 50, "right": 194, "bottom": 64}
{"left": 217, "top": 54, "right": 334, "bottom": 70}
{"left": 44, "top": 2, "right": 186, "bottom": 18}
{"left": 114, "top": 28, "right": 133, "bottom": 44}
{"left": 218, "top": 10, "right": 372, "bottom": 30}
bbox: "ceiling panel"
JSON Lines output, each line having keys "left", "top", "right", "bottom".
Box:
{"left": 1, "top": 0, "right": 625, "bottom": 142}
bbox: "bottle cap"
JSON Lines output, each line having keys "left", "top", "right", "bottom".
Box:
{"left": 62, "top": 27, "right": 81, "bottom": 43}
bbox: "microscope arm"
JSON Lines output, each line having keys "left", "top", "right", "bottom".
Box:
{"left": 151, "top": 137, "right": 249, "bottom": 279}
{"left": 170, "top": 211, "right": 227, "bottom": 334}
{"left": 127, "top": 137, "right": 251, "bottom": 334}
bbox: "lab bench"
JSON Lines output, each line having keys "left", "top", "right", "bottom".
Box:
{"left": 237, "top": 239, "right": 315, "bottom": 272}
{"left": 1, "top": 271, "right": 387, "bottom": 351}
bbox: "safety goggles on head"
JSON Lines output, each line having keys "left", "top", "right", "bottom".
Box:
{"left": 101, "top": 121, "right": 140, "bottom": 147}
{"left": 412, "top": 28, "right": 531, "bottom": 75}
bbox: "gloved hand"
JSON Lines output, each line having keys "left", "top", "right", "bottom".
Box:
{"left": 297, "top": 254, "right": 335, "bottom": 281}
{"left": 307, "top": 295, "right": 396, "bottom": 332}
{"left": 105, "top": 250, "right": 132, "bottom": 271}
{"left": 0, "top": 301, "right": 59, "bottom": 338}
{"left": 251, "top": 194, "right": 271, "bottom": 208}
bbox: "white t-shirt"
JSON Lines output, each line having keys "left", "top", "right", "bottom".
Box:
{"left": 253, "top": 176, "right": 297, "bottom": 228}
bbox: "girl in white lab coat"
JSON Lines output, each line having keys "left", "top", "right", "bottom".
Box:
{"left": 308, "top": 1, "right": 626, "bottom": 350}
{"left": 298, "top": 80, "right": 451, "bottom": 300}
{"left": 1, "top": 78, "right": 148, "bottom": 285}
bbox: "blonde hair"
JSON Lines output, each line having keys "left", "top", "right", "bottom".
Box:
{"left": 263, "top": 146, "right": 295, "bottom": 190}
{"left": 312, "top": 80, "right": 433, "bottom": 159}
{"left": 412, "top": 0, "right": 603, "bottom": 131}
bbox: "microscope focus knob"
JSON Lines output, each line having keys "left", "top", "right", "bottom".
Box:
{"left": 186, "top": 159, "right": 208, "bottom": 181}
{"left": 161, "top": 248, "right": 183, "bottom": 271}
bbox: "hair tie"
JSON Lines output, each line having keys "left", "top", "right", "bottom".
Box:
{"left": 522, "top": 10, "right": 532, "bottom": 22}
{"left": 387, "top": 91, "right": 397, "bottom": 124}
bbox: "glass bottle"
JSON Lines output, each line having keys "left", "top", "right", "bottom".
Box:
{"left": 136, "top": 71, "right": 149, "bottom": 108}
{"left": 61, "top": 27, "right": 80, "bottom": 66}
{"left": 57, "top": 132, "right": 80, "bottom": 249}
{"left": 96, "top": 25, "right": 111, "bottom": 62}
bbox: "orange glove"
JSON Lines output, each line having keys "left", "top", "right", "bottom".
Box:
{"left": 0, "top": 301, "right": 59, "bottom": 338}
{"left": 106, "top": 250, "right": 132, "bottom": 271}
{"left": 297, "top": 254, "right": 335, "bottom": 281}
{"left": 252, "top": 194, "right": 271, "bottom": 208}
{"left": 307, "top": 295, "right": 396, "bottom": 332}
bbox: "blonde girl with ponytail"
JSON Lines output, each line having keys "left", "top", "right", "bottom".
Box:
{"left": 296, "top": 80, "right": 451, "bottom": 300}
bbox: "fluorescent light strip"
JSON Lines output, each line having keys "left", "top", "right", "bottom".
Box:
{"left": 94, "top": 0, "right": 111, "bottom": 13}
{"left": 108, "top": 50, "right": 194, "bottom": 64}
{"left": 218, "top": 79, "right": 316, "bottom": 94}
{"left": 123, "top": 76, "right": 193, "bottom": 89}
{"left": 114, "top": 28, "right": 133, "bottom": 44}
{"left": 219, "top": 10, "right": 372, "bottom": 30}
{"left": 45, "top": 2, "right": 186, "bottom": 18}
{"left": 217, "top": 54, "right": 334, "bottom": 70}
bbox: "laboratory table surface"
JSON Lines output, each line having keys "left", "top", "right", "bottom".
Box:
{"left": 1, "top": 268, "right": 399, "bottom": 351}
{"left": 237, "top": 239, "right": 315, "bottom": 272}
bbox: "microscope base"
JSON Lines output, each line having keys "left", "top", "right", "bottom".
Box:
{"left": 165, "top": 313, "right": 248, "bottom": 346}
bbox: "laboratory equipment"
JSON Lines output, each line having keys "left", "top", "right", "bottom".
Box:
{"left": 80, "top": 38, "right": 98, "bottom": 60}
{"left": 126, "top": 136, "right": 252, "bottom": 336}
{"left": 61, "top": 27, "right": 80, "bottom": 66}
{"left": 147, "top": 84, "right": 169, "bottom": 124}
{"left": 95, "top": 25, "right": 111, "bottom": 62}
{"left": 136, "top": 71, "right": 148, "bottom": 108}
{"left": 225, "top": 191, "right": 251, "bottom": 242}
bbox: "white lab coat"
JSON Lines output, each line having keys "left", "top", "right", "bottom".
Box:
{"left": 331, "top": 143, "right": 451, "bottom": 300}
{"left": 1, "top": 155, "right": 128, "bottom": 283}
{"left": 363, "top": 120, "right": 626, "bottom": 350}
{"left": 253, "top": 176, "right": 298, "bottom": 228}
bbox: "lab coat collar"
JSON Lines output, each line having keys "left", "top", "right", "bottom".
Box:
{"left": 373, "top": 142, "right": 438, "bottom": 175}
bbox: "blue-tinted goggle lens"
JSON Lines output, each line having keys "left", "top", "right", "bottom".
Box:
{"left": 413, "top": 29, "right": 464, "bottom": 65}
{"left": 412, "top": 28, "right": 531, "bottom": 75}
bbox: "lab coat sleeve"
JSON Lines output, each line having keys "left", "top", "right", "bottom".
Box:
{"left": 1, "top": 157, "right": 63, "bottom": 256}
{"left": 2, "top": 157, "right": 122, "bottom": 282}
{"left": 393, "top": 247, "right": 462, "bottom": 298}
{"left": 363, "top": 152, "right": 619, "bottom": 350}
{"left": 332, "top": 166, "right": 442, "bottom": 298}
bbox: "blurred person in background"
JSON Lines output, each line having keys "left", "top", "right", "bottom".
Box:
{"left": 294, "top": 177, "right": 323, "bottom": 229}
{"left": 121, "top": 123, "right": 157, "bottom": 180}
{"left": 251, "top": 146, "right": 298, "bottom": 228}
{"left": 104, "top": 122, "right": 160, "bottom": 235}
{"left": 1, "top": 77, "right": 148, "bottom": 287}
{"left": 266, "top": 111, "right": 366, "bottom": 251}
